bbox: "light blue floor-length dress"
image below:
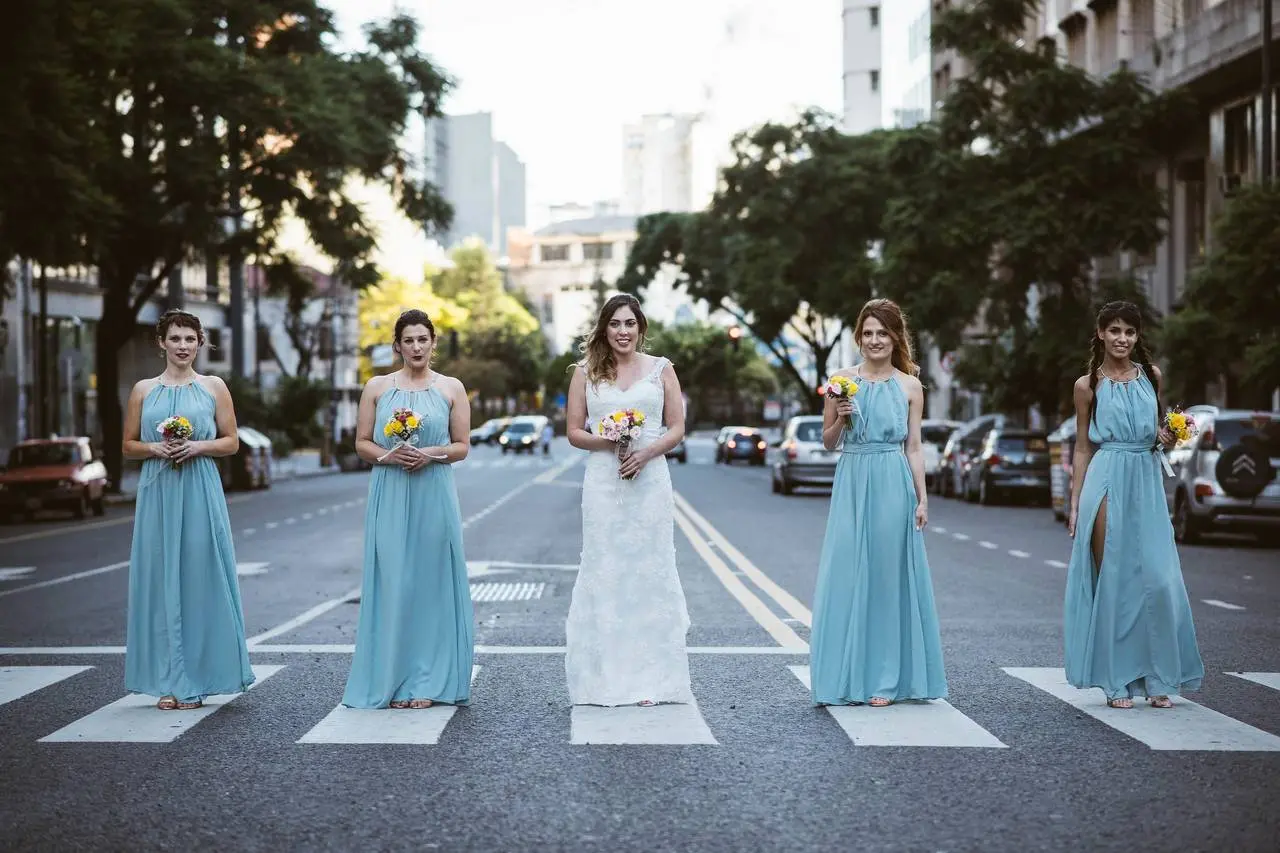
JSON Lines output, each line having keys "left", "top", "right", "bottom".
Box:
{"left": 125, "top": 380, "right": 255, "bottom": 702}
{"left": 342, "top": 379, "right": 475, "bottom": 708}
{"left": 1064, "top": 366, "right": 1204, "bottom": 699}
{"left": 809, "top": 374, "right": 948, "bottom": 705}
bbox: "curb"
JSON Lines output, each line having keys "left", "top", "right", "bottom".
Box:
{"left": 103, "top": 464, "right": 343, "bottom": 506}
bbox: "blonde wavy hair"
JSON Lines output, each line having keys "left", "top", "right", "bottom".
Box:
{"left": 579, "top": 294, "right": 648, "bottom": 384}
{"left": 855, "top": 298, "right": 919, "bottom": 377}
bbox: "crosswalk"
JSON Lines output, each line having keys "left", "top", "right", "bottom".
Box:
{"left": 5, "top": 663, "right": 1280, "bottom": 750}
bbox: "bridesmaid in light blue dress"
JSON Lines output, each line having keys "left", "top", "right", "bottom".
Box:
{"left": 343, "top": 309, "right": 475, "bottom": 709}
{"left": 123, "top": 310, "right": 254, "bottom": 710}
{"left": 809, "top": 299, "right": 947, "bottom": 707}
{"left": 1064, "top": 301, "right": 1203, "bottom": 709}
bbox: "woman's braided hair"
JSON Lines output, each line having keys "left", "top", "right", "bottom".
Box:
{"left": 1086, "top": 300, "right": 1161, "bottom": 427}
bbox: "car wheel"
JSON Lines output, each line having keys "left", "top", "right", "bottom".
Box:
{"left": 771, "top": 471, "right": 781, "bottom": 494}
{"left": 74, "top": 491, "right": 89, "bottom": 519}
{"left": 678, "top": 453, "right": 686, "bottom": 464}
{"left": 1173, "top": 492, "right": 1200, "bottom": 545}
{"left": 979, "top": 477, "right": 996, "bottom": 506}
{"left": 92, "top": 494, "right": 106, "bottom": 517}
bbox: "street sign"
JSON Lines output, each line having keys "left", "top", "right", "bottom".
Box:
{"left": 1215, "top": 445, "right": 1273, "bottom": 499}
{"left": 554, "top": 393, "right": 567, "bottom": 408}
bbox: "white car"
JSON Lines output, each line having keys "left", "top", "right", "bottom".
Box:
{"left": 921, "top": 419, "right": 962, "bottom": 487}
{"left": 771, "top": 416, "right": 838, "bottom": 495}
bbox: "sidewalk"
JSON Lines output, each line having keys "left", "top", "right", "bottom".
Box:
{"left": 105, "top": 449, "right": 341, "bottom": 505}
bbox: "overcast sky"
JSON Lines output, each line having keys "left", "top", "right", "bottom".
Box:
{"left": 324, "top": 0, "right": 843, "bottom": 228}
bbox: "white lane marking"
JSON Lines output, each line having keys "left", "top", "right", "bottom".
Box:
{"left": 0, "top": 562, "right": 130, "bottom": 600}
{"left": 265, "top": 522, "right": 278, "bottom": 530}
{"left": 979, "top": 541, "right": 999, "bottom": 550}
{"left": 789, "top": 666, "right": 1007, "bottom": 748}
{"left": 246, "top": 588, "right": 361, "bottom": 646}
{"left": 571, "top": 702, "right": 717, "bottom": 745}
{"left": 1045, "top": 560, "right": 1068, "bottom": 569}
{"left": 0, "top": 643, "right": 808, "bottom": 656}
{"left": 0, "top": 567, "right": 37, "bottom": 581}
{"left": 285, "top": 518, "right": 296, "bottom": 525}
{"left": 243, "top": 528, "right": 256, "bottom": 536}
{"left": 1009, "top": 550, "right": 1030, "bottom": 558}
{"left": 1202, "top": 599, "right": 1246, "bottom": 611}
{"left": 302, "top": 513, "right": 313, "bottom": 520}
{"left": 0, "top": 666, "right": 93, "bottom": 707}
{"left": 236, "top": 562, "right": 270, "bottom": 577}
{"left": 673, "top": 510, "right": 807, "bottom": 652}
{"left": 674, "top": 492, "right": 813, "bottom": 627}
{"left": 39, "top": 665, "right": 284, "bottom": 743}
{"left": 952, "top": 533, "right": 971, "bottom": 541}
{"left": 1004, "top": 667, "right": 1280, "bottom": 751}
{"left": 317, "top": 508, "right": 328, "bottom": 515}
{"left": 1229, "top": 672, "right": 1280, "bottom": 692}
{"left": 532, "top": 455, "right": 583, "bottom": 485}
{"left": 471, "top": 582, "right": 546, "bottom": 602}
{"left": 299, "top": 666, "right": 480, "bottom": 744}
{"left": 468, "top": 561, "right": 578, "bottom": 574}
{"left": 933, "top": 526, "right": 947, "bottom": 534}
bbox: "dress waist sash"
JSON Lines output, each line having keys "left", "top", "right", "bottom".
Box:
{"left": 842, "top": 440, "right": 902, "bottom": 456}
{"left": 1097, "top": 441, "right": 1153, "bottom": 453}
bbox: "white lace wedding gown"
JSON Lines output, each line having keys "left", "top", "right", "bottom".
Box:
{"left": 565, "top": 355, "right": 694, "bottom": 706}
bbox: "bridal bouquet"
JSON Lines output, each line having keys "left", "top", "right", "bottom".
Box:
{"left": 156, "top": 415, "right": 193, "bottom": 468}
{"left": 823, "top": 375, "right": 860, "bottom": 420}
{"left": 598, "top": 408, "right": 645, "bottom": 479}
{"left": 378, "top": 407, "right": 422, "bottom": 463}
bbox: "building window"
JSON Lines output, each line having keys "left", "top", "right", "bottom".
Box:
{"left": 869, "top": 70, "right": 880, "bottom": 93}
{"left": 869, "top": 6, "right": 879, "bottom": 27}
{"left": 206, "top": 327, "right": 226, "bottom": 363}
{"left": 540, "top": 244, "right": 569, "bottom": 262}
{"left": 1223, "top": 101, "right": 1255, "bottom": 181}
{"left": 583, "top": 242, "right": 613, "bottom": 261}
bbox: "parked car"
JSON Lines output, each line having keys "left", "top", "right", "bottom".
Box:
{"left": 219, "top": 426, "right": 273, "bottom": 491}
{"left": 934, "top": 431, "right": 964, "bottom": 497}
{"left": 499, "top": 415, "right": 549, "bottom": 454}
{"left": 715, "top": 426, "right": 767, "bottom": 465}
{"left": 771, "top": 415, "right": 836, "bottom": 495}
{"left": 961, "top": 428, "right": 1051, "bottom": 505}
{"left": 1164, "top": 409, "right": 1280, "bottom": 544}
{"left": 946, "top": 413, "right": 1022, "bottom": 501}
{"left": 665, "top": 437, "right": 687, "bottom": 463}
{"left": 471, "top": 417, "right": 512, "bottom": 445}
{"left": 921, "top": 419, "right": 962, "bottom": 489}
{"left": 0, "top": 436, "right": 108, "bottom": 521}
{"left": 1047, "top": 416, "right": 1077, "bottom": 523}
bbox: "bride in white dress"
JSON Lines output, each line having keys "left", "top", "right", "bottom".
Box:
{"left": 564, "top": 294, "right": 694, "bottom": 707}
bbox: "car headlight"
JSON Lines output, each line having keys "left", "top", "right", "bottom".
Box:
{"left": 522, "top": 435, "right": 533, "bottom": 444}
{"left": 499, "top": 435, "right": 508, "bottom": 444}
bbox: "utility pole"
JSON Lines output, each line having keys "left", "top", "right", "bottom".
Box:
{"left": 37, "top": 266, "right": 47, "bottom": 437}
{"left": 1263, "top": 0, "right": 1274, "bottom": 183}
{"left": 228, "top": 122, "right": 246, "bottom": 378}
{"left": 15, "top": 260, "right": 30, "bottom": 442}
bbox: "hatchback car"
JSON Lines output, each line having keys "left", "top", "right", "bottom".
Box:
{"left": 499, "top": 416, "right": 549, "bottom": 454}
{"left": 0, "top": 436, "right": 109, "bottom": 521}
{"left": 962, "top": 429, "right": 1051, "bottom": 505}
{"left": 771, "top": 416, "right": 837, "bottom": 494}
{"left": 715, "top": 427, "right": 767, "bottom": 465}
{"left": 921, "top": 419, "right": 961, "bottom": 489}
{"left": 1164, "top": 409, "right": 1280, "bottom": 544}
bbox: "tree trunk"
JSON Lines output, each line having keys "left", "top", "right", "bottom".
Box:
{"left": 97, "top": 290, "right": 132, "bottom": 493}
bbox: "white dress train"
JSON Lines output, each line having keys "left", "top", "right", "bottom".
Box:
{"left": 565, "top": 355, "right": 694, "bottom": 706}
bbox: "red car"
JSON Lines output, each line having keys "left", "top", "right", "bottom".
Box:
{"left": 0, "top": 437, "right": 109, "bottom": 521}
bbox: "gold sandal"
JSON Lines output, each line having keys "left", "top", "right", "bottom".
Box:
{"left": 408, "top": 698, "right": 434, "bottom": 709}
{"left": 389, "top": 700, "right": 410, "bottom": 709}
{"left": 157, "top": 696, "right": 179, "bottom": 711}
{"left": 869, "top": 697, "right": 892, "bottom": 707}
{"left": 1106, "top": 697, "right": 1134, "bottom": 709}
{"left": 1148, "top": 696, "right": 1173, "bottom": 709}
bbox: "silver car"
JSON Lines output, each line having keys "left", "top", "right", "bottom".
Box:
{"left": 1164, "top": 408, "right": 1280, "bottom": 544}
{"left": 771, "top": 415, "right": 838, "bottom": 495}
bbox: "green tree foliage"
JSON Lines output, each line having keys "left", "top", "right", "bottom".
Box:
{"left": 644, "top": 322, "right": 779, "bottom": 425}
{"left": 883, "top": 0, "right": 1192, "bottom": 419}
{"left": 3, "top": 1, "right": 454, "bottom": 487}
{"left": 622, "top": 111, "right": 890, "bottom": 410}
{"left": 1163, "top": 182, "right": 1280, "bottom": 408}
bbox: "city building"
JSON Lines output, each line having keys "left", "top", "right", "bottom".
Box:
{"left": 882, "top": 0, "right": 934, "bottom": 128}
{"left": 622, "top": 113, "right": 698, "bottom": 215}
{"left": 427, "top": 111, "right": 527, "bottom": 258}
{"left": 842, "top": 0, "right": 883, "bottom": 133}
{"left": 507, "top": 212, "right": 709, "bottom": 357}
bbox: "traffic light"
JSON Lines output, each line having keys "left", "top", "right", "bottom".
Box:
{"left": 727, "top": 325, "right": 742, "bottom": 352}
{"left": 449, "top": 329, "right": 459, "bottom": 358}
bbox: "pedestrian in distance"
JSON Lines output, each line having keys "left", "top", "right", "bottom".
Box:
{"left": 1064, "top": 301, "right": 1203, "bottom": 709}
{"left": 808, "top": 298, "right": 948, "bottom": 707}
{"left": 342, "top": 309, "right": 475, "bottom": 709}
{"left": 564, "top": 294, "right": 694, "bottom": 707}
{"left": 542, "top": 420, "right": 553, "bottom": 455}
{"left": 122, "top": 309, "right": 254, "bottom": 710}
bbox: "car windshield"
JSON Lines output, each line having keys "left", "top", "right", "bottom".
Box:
{"left": 730, "top": 432, "right": 759, "bottom": 442}
{"left": 921, "top": 425, "right": 955, "bottom": 448}
{"left": 998, "top": 435, "right": 1048, "bottom": 453}
{"left": 1213, "top": 417, "right": 1280, "bottom": 456}
{"left": 9, "top": 444, "right": 79, "bottom": 467}
{"left": 794, "top": 422, "right": 823, "bottom": 443}
{"left": 506, "top": 423, "right": 536, "bottom": 434}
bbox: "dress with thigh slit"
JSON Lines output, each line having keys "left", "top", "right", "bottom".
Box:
{"left": 1063, "top": 366, "right": 1203, "bottom": 700}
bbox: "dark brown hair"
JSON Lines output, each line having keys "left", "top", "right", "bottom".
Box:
{"left": 579, "top": 294, "right": 648, "bottom": 384}
{"left": 1086, "top": 300, "right": 1160, "bottom": 424}
{"left": 393, "top": 309, "right": 436, "bottom": 344}
{"left": 854, "top": 298, "right": 919, "bottom": 377}
{"left": 156, "top": 309, "right": 205, "bottom": 346}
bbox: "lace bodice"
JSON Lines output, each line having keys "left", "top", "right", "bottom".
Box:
{"left": 584, "top": 356, "right": 669, "bottom": 445}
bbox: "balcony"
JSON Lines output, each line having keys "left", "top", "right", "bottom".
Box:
{"left": 1125, "top": 0, "right": 1280, "bottom": 93}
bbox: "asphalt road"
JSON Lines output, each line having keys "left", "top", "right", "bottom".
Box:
{"left": 2, "top": 436, "right": 1278, "bottom": 851}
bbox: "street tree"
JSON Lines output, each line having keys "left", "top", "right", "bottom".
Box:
{"left": 63, "top": 1, "right": 453, "bottom": 488}
{"left": 1163, "top": 181, "right": 1280, "bottom": 408}
{"left": 622, "top": 111, "right": 891, "bottom": 410}
{"left": 645, "top": 322, "right": 779, "bottom": 425}
{"left": 357, "top": 273, "right": 467, "bottom": 381}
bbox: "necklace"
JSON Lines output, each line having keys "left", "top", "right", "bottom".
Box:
{"left": 1100, "top": 361, "right": 1135, "bottom": 382}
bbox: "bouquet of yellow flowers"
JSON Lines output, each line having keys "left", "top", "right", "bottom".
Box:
{"left": 1163, "top": 407, "right": 1198, "bottom": 444}
{"left": 598, "top": 408, "right": 646, "bottom": 479}
{"left": 156, "top": 415, "right": 193, "bottom": 468}
{"left": 378, "top": 407, "right": 422, "bottom": 463}
{"left": 823, "top": 375, "right": 860, "bottom": 420}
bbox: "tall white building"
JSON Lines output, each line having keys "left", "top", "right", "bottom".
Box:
{"left": 622, "top": 114, "right": 698, "bottom": 216}
{"left": 841, "top": 0, "right": 883, "bottom": 134}
{"left": 427, "top": 112, "right": 527, "bottom": 259}
{"left": 881, "top": 0, "right": 933, "bottom": 129}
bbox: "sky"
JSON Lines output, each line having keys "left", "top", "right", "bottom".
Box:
{"left": 323, "top": 0, "right": 843, "bottom": 229}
